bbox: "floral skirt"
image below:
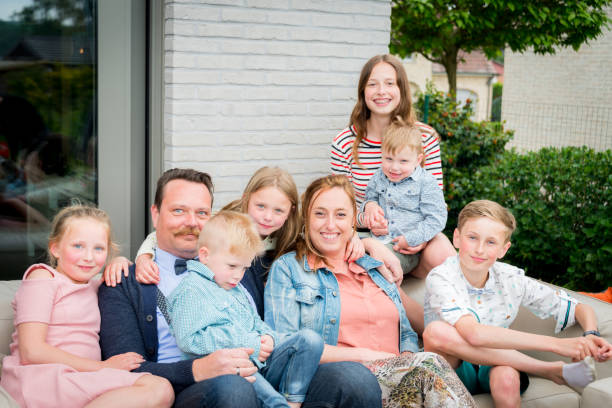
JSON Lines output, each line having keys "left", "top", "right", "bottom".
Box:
{"left": 365, "top": 352, "right": 476, "bottom": 408}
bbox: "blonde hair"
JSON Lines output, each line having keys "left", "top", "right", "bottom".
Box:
{"left": 382, "top": 119, "right": 424, "bottom": 158}
{"left": 296, "top": 175, "right": 356, "bottom": 268}
{"left": 48, "top": 204, "right": 117, "bottom": 267}
{"left": 350, "top": 54, "right": 415, "bottom": 167}
{"left": 222, "top": 167, "right": 299, "bottom": 261}
{"left": 458, "top": 200, "right": 516, "bottom": 242}
{"left": 198, "top": 211, "right": 264, "bottom": 259}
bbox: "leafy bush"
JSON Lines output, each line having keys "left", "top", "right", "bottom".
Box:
{"left": 415, "top": 85, "right": 612, "bottom": 291}
{"left": 458, "top": 148, "right": 612, "bottom": 291}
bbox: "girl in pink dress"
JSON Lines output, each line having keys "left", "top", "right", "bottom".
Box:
{"left": 0, "top": 205, "right": 174, "bottom": 408}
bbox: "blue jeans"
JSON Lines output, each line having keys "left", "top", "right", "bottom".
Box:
{"left": 303, "top": 361, "right": 382, "bottom": 408}
{"left": 174, "top": 374, "right": 258, "bottom": 408}
{"left": 173, "top": 361, "right": 381, "bottom": 408}
{"left": 255, "top": 329, "right": 324, "bottom": 407}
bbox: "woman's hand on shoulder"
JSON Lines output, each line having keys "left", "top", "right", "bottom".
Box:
{"left": 135, "top": 254, "right": 160, "bottom": 284}
{"left": 101, "top": 352, "right": 145, "bottom": 371}
{"left": 344, "top": 232, "right": 365, "bottom": 263}
{"left": 103, "top": 257, "right": 132, "bottom": 287}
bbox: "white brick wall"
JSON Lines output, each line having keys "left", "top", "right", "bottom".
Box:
{"left": 164, "top": 0, "right": 391, "bottom": 207}
{"left": 502, "top": 7, "right": 612, "bottom": 152}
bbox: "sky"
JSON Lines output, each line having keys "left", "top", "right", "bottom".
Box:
{"left": 0, "top": 0, "right": 32, "bottom": 22}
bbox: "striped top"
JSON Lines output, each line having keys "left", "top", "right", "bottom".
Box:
{"left": 330, "top": 122, "right": 443, "bottom": 206}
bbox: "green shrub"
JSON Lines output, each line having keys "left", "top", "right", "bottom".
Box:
{"left": 459, "top": 148, "right": 612, "bottom": 291}
{"left": 415, "top": 85, "right": 612, "bottom": 290}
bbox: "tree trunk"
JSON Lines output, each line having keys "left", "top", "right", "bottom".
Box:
{"left": 441, "top": 49, "right": 459, "bottom": 101}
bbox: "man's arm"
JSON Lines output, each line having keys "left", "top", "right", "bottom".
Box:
{"left": 98, "top": 272, "right": 195, "bottom": 388}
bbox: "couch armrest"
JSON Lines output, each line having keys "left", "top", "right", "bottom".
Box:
{"left": 0, "top": 281, "right": 21, "bottom": 356}
{"left": 0, "top": 385, "right": 18, "bottom": 408}
{"left": 509, "top": 283, "right": 612, "bottom": 379}
{"left": 581, "top": 377, "right": 612, "bottom": 408}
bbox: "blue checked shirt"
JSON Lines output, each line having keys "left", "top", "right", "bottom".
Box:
{"left": 168, "top": 260, "right": 278, "bottom": 368}
{"left": 362, "top": 166, "right": 447, "bottom": 247}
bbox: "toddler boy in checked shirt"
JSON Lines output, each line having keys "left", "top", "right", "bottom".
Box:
{"left": 168, "top": 211, "right": 323, "bottom": 408}
{"left": 361, "top": 121, "right": 447, "bottom": 276}
{"left": 423, "top": 200, "right": 611, "bottom": 407}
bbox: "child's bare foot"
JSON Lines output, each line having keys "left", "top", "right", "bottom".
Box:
{"left": 562, "top": 357, "right": 597, "bottom": 388}
{"left": 287, "top": 402, "right": 301, "bottom": 408}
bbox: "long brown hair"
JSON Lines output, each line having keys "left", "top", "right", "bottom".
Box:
{"left": 222, "top": 167, "right": 300, "bottom": 261}
{"left": 350, "top": 54, "right": 415, "bottom": 167}
{"left": 296, "top": 175, "right": 356, "bottom": 269}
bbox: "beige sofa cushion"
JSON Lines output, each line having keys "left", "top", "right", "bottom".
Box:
{"left": 472, "top": 378, "right": 580, "bottom": 408}
{"left": 0, "top": 281, "right": 20, "bottom": 356}
{"left": 0, "top": 386, "right": 18, "bottom": 408}
{"left": 581, "top": 377, "right": 612, "bottom": 408}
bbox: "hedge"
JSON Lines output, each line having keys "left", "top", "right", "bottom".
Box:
{"left": 415, "top": 86, "right": 612, "bottom": 291}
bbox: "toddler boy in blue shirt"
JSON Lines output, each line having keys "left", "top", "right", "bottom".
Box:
{"left": 168, "top": 211, "right": 323, "bottom": 408}
{"left": 361, "top": 121, "right": 447, "bottom": 276}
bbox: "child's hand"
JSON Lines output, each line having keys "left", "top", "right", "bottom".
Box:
{"left": 586, "top": 335, "right": 612, "bottom": 362}
{"left": 344, "top": 232, "right": 365, "bottom": 262}
{"left": 554, "top": 336, "right": 592, "bottom": 361}
{"left": 103, "top": 256, "right": 132, "bottom": 287}
{"left": 135, "top": 254, "right": 160, "bottom": 284}
{"left": 259, "top": 335, "right": 274, "bottom": 362}
{"left": 392, "top": 236, "right": 426, "bottom": 255}
{"left": 101, "top": 352, "right": 144, "bottom": 371}
{"left": 363, "top": 203, "right": 387, "bottom": 232}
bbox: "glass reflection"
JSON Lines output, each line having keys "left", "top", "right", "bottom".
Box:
{"left": 0, "top": 0, "right": 97, "bottom": 279}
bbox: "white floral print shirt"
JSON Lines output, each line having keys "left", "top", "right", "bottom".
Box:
{"left": 424, "top": 256, "right": 579, "bottom": 333}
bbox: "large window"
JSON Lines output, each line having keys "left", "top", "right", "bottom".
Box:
{"left": 0, "top": 0, "right": 97, "bottom": 279}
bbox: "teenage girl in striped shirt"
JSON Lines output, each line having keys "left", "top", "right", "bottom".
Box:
{"left": 331, "top": 54, "right": 456, "bottom": 280}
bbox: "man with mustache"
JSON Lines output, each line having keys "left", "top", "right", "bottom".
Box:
{"left": 98, "top": 168, "right": 382, "bottom": 408}
{"left": 98, "top": 168, "right": 260, "bottom": 407}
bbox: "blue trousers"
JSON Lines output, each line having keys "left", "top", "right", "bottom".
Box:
{"left": 254, "top": 330, "right": 324, "bottom": 407}
{"left": 174, "top": 358, "right": 381, "bottom": 408}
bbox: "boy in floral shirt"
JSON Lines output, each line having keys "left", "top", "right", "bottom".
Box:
{"left": 424, "top": 200, "right": 611, "bottom": 407}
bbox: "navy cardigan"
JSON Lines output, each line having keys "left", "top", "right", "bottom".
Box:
{"left": 98, "top": 252, "right": 275, "bottom": 392}
{"left": 98, "top": 264, "right": 195, "bottom": 393}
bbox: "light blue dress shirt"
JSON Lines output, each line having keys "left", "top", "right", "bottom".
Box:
{"left": 154, "top": 248, "right": 190, "bottom": 363}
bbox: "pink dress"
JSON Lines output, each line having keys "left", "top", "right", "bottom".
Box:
{"left": 0, "top": 264, "right": 147, "bottom": 408}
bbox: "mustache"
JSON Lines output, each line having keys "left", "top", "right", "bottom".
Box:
{"left": 173, "top": 227, "right": 201, "bottom": 237}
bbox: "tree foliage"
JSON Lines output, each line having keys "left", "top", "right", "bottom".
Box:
{"left": 391, "top": 0, "right": 612, "bottom": 97}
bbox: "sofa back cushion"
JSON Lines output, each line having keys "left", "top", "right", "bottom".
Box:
{"left": 0, "top": 281, "right": 21, "bottom": 356}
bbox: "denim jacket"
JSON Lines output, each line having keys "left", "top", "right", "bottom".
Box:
{"left": 264, "top": 251, "right": 419, "bottom": 353}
